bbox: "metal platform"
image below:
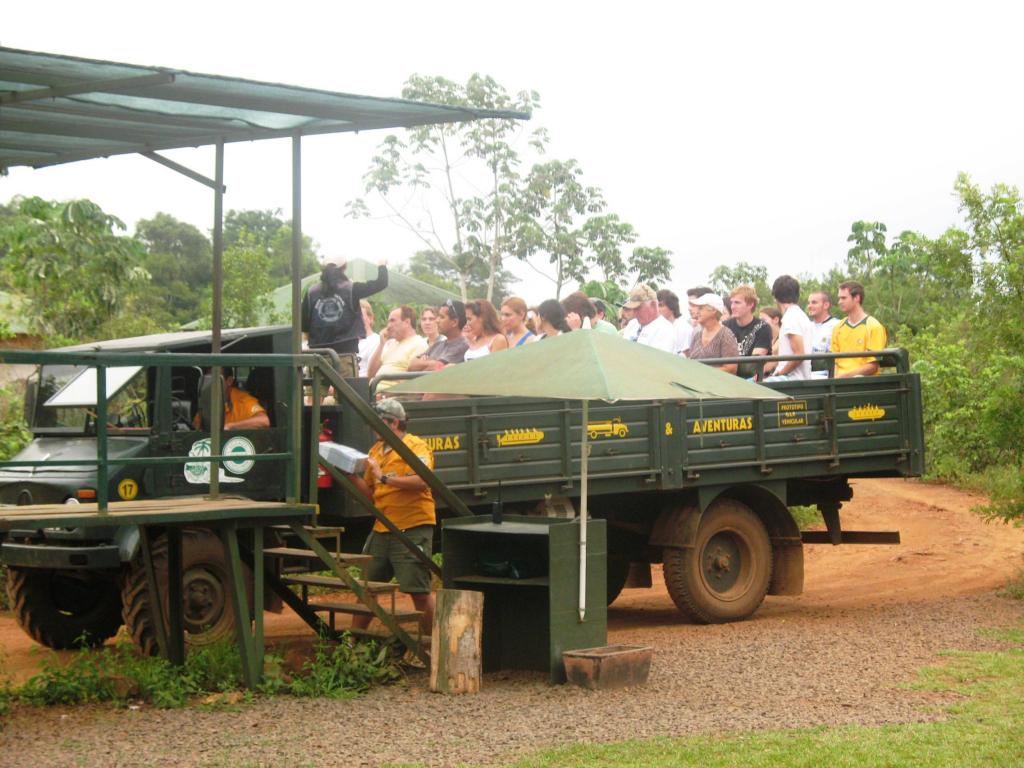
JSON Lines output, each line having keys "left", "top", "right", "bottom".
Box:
{"left": 0, "top": 496, "right": 316, "bottom": 530}
{"left": 0, "top": 497, "right": 315, "bottom": 687}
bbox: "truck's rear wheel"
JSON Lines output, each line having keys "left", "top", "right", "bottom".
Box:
{"left": 663, "top": 499, "right": 772, "bottom": 623}
{"left": 122, "top": 528, "right": 247, "bottom": 656}
{"left": 7, "top": 567, "right": 123, "bottom": 649}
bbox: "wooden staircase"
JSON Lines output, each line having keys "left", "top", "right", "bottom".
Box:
{"left": 262, "top": 524, "right": 427, "bottom": 661}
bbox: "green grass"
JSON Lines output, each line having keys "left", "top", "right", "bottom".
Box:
{"left": 479, "top": 628, "right": 1024, "bottom": 768}
{"left": 788, "top": 505, "right": 820, "bottom": 530}
{"left": 1000, "top": 570, "right": 1024, "bottom": 601}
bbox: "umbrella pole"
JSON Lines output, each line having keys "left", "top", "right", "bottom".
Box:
{"left": 579, "top": 400, "right": 588, "bottom": 622}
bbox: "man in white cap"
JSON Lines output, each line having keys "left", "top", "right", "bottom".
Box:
{"left": 621, "top": 284, "right": 676, "bottom": 353}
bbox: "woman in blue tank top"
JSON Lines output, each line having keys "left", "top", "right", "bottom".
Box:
{"left": 501, "top": 297, "right": 536, "bottom": 347}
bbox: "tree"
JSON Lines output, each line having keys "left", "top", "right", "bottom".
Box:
{"left": 347, "top": 74, "right": 543, "bottom": 302}
{"left": 845, "top": 221, "right": 889, "bottom": 278}
{"left": 627, "top": 246, "right": 674, "bottom": 289}
{"left": 955, "top": 173, "right": 1024, "bottom": 348}
{"left": 0, "top": 197, "right": 149, "bottom": 343}
{"left": 510, "top": 159, "right": 604, "bottom": 297}
{"left": 579, "top": 279, "right": 627, "bottom": 307}
{"left": 707, "top": 262, "right": 770, "bottom": 306}
{"left": 839, "top": 220, "right": 973, "bottom": 335}
{"left": 135, "top": 212, "right": 211, "bottom": 326}
{"left": 509, "top": 160, "right": 672, "bottom": 298}
{"left": 197, "top": 232, "right": 277, "bottom": 328}
{"left": 224, "top": 208, "right": 319, "bottom": 284}
{"left": 399, "top": 249, "right": 517, "bottom": 302}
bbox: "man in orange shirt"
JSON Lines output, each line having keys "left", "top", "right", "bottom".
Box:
{"left": 193, "top": 368, "right": 269, "bottom": 430}
{"left": 348, "top": 398, "right": 435, "bottom": 637}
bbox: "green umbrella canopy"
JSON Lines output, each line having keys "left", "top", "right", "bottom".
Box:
{"left": 388, "top": 329, "right": 787, "bottom": 402}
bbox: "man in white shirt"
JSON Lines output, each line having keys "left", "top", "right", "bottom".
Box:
{"left": 622, "top": 284, "right": 675, "bottom": 353}
{"left": 368, "top": 305, "right": 428, "bottom": 391}
{"left": 657, "top": 288, "right": 692, "bottom": 355}
{"left": 765, "top": 275, "right": 814, "bottom": 381}
{"left": 807, "top": 290, "right": 840, "bottom": 378}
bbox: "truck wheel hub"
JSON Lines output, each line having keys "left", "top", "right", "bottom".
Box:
{"left": 182, "top": 567, "right": 225, "bottom": 630}
{"left": 702, "top": 533, "right": 742, "bottom": 593}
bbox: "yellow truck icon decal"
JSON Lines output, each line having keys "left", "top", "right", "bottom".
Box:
{"left": 587, "top": 418, "right": 629, "bottom": 439}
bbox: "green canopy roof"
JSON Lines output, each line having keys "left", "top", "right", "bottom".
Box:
{"left": 269, "top": 259, "right": 461, "bottom": 321}
{"left": 0, "top": 47, "right": 529, "bottom": 171}
{"left": 389, "top": 330, "right": 787, "bottom": 402}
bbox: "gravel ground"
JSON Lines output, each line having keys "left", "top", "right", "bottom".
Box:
{"left": 2, "top": 590, "right": 1021, "bottom": 768}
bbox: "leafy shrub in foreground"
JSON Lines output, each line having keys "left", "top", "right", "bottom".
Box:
{"left": 2, "top": 632, "right": 402, "bottom": 711}
{"left": 289, "top": 635, "right": 402, "bottom": 699}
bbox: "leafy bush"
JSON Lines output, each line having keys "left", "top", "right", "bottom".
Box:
{"left": 11, "top": 635, "right": 236, "bottom": 708}
{"left": 289, "top": 635, "right": 402, "bottom": 698}
{"left": 0, "top": 382, "right": 30, "bottom": 462}
{"left": 2, "top": 632, "right": 402, "bottom": 711}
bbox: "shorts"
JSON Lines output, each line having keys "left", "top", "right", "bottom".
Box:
{"left": 362, "top": 525, "right": 434, "bottom": 594}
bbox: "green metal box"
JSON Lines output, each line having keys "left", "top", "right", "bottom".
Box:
{"left": 441, "top": 515, "right": 607, "bottom": 683}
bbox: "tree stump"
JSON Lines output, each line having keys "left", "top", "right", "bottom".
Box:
{"left": 430, "top": 589, "right": 483, "bottom": 694}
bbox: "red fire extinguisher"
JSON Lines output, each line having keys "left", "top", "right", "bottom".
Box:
{"left": 317, "top": 421, "right": 334, "bottom": 489}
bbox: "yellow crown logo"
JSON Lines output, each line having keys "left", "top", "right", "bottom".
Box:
{"left": 848, "top": 405, "right": 885, "bottom": 421}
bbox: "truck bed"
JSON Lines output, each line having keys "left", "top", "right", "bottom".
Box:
{"left": 401, "top": 372, "right": 925, "bottom": 508}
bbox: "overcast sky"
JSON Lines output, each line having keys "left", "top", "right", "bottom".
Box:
{"left": 4, "top": 0, "right": 1022, "bottom": 304}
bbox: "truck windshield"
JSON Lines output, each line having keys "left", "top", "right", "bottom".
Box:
{"left": 34, "top": 365, "right": 150, "bottom": 431}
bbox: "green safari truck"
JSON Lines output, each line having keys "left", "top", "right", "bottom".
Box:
{"left": 0, "top": 332, "right": 923, "bottom": 650}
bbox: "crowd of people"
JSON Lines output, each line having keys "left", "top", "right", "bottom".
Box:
{"left": 302, "top": 260, "right": 889, "bottom": 385}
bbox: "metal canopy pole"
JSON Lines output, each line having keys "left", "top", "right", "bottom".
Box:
{"left": 289, "top": 134, "right": 303, "bottom": 503}
{"left": 579, "top": 399, "right": 588, "bottom": 622}
{"left": 210, "top": 139, "right": 224, "bottom": 499}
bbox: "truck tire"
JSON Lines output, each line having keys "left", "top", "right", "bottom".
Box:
{"left": 663, "top": 499, "right": 772, "bottom": 623}
{"left": 122, "top": 528, "right": 248, "bottom": 656}
{"left": 7, "top": 567, "right": 123, "bottom": 649}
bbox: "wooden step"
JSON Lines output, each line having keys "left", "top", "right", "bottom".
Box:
{"left": 263, "top": 547, "right": 373, "bottom": 567}
{"left": 311, "top": 601, "right": 422, "bottom": 622}
{"left": 281, "top": 573, "right": 397, "bottom": 594}
{"left": 270, "top": 524, "right": 346, "bottom": 536}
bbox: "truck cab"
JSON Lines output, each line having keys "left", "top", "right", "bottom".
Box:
{"left": 0, "top": 326, "right": 296, "bottom": 511}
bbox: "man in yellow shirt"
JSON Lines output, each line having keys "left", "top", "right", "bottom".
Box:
{"left": 349, "top": 398, "right": 435, "bottom": 636}
{"left": 367, "top": 305, "right": 428, "bottom": 392}
{"left": 831, "top": 281, "right": 887, "bottom": 377}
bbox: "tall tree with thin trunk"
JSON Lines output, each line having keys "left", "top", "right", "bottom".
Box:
{"left": 347, "top": 74, "right": 543, "bottom": 302}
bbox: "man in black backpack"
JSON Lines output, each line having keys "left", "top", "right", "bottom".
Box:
{"left": 301, "top": 259, "right": 388, "bottom": 373}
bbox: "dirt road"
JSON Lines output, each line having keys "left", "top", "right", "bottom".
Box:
{"left": 1, "top": 478, "right": 1022, "bottom": 767}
